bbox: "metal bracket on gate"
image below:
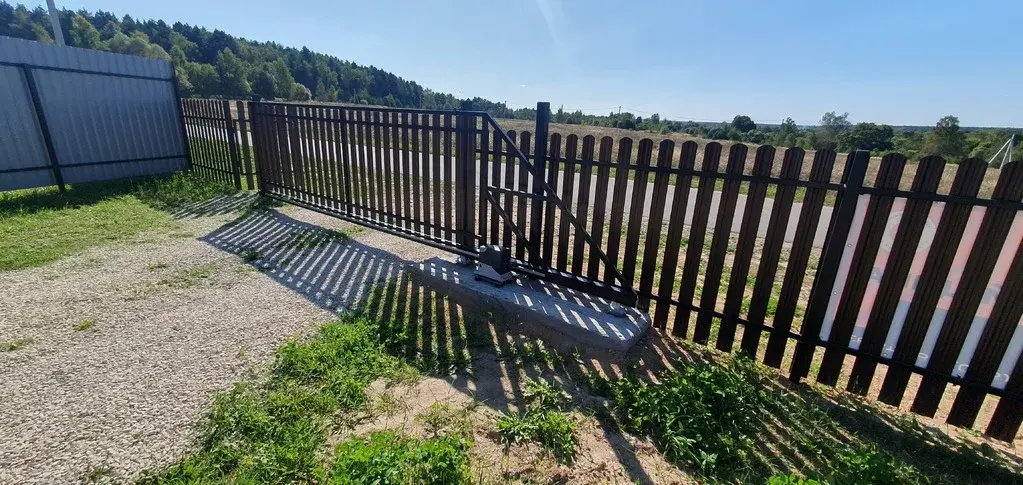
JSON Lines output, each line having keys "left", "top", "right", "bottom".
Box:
{"left": 481, "top": 115, "right": 638, "bottom": 307}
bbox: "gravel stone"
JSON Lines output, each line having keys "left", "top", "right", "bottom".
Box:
{"left": 0, "top": 201, "right": 443, "bottom": 484}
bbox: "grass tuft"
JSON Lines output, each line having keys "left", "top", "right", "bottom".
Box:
{"left": 72, "top": 319, "right": 96, "bottom": 332}
{"left": 331, "top": 430, "right": 473, "bottom": 484}
{"left": 496, "top": 378, "right": 578, "bottom": 463}
{"left": 1, "top": 338, "right": 33, "bottom": 352}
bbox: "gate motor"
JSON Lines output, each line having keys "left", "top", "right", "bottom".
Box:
{"left": 474, "top": 245, "right": 514, "bottom": 286}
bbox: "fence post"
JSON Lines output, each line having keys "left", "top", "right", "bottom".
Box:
{"left": 455, "top": 103, "right": 478, "bottom": 253}
{"left": 22, "top": 65, "right": 64, "bottom": 192}
{"left": 789, "top": 149, "right": 870, "bottom": 382}
{"left": 222, "top": 99, "right": 243, "bottom": 190}
{"left": 528, "top": 102, "right": 551, "bottom": 269}
{"left": 235, "top": 101, "right": 255, "bottom": 190}
{"left": 171, "top": 76, "right": 192, "bottom": 171}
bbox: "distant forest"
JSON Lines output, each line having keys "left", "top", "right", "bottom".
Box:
{"left": 1, "top": 2, "right": 1019, "bottom": 161}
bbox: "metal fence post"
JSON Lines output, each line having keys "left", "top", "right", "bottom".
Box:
{"left": 171, "top": 75, "right": 192, "bottom": 172}
{"left": 455, "top": 103, "right": 477, "bottom": 253}
{"left": 222, "top": 99, "right": 243, "bottom": 190}
{"left": 22, "top": 65, "right": 64, "bottom": 192}
{"left": 789, "top": 149, "right": 870, "bottom": 382}
{"left": 528, "top": 102, "right": 551, "bottom": 269}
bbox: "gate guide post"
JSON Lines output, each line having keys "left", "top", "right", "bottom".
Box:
{"left": 528, "top": 102, "right": 551, "bottom": 270}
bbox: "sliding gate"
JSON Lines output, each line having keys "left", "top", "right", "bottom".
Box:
{"left": 248, "top": 101, "right": 636, "bottom": 305}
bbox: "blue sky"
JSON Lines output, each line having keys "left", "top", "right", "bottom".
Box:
{"left": 34, "top": 0, "right": 1023, "bottom": 127}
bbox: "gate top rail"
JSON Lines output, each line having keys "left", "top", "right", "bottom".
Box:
{"left": 253, "top": 100, "right": 490, "bottom": 117}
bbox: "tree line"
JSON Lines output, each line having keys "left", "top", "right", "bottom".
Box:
{"left": 2, "top": 2, "right": 1018, "bottom": 162}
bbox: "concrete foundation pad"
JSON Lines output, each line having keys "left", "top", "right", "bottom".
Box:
{"left": 407, "top": 257, "right": 650, "bottom": 352}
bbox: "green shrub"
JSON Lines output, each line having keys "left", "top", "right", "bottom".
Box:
{"left": 496, "top": 410, "right": 577, "bottom": 464}
{"left": 602, "top": 355, "right": 772, "bottom": 476}
{"left": 330, "top": 430, "right": 472, "bottom": 484}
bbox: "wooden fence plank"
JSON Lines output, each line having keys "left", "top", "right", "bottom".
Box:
{"left": 297, "top": 105, "right": 313, "bottom": 201}
{"left": 503, "top": 131, "right": 517, "bottom": 251}
{"left": 402, "top": 113, "right": 412, "bottom": 231}
{"left": 604, "top": 138, "right": 634, "bottom": 285}
{"left": 846, "top": 156, "right": 946, "bottom": 394}
{"left": 816, "top": 153, "right": 907, "bottom": 386}
{"left": 543, "top": 134, "right": 563, "bottom": 264}
{"left": 431, "top": 114, "right": 443, "bottom": 239}
{"left": 653, "top": 141, "right": 698, "bottom": 328}
{"left": 444, "top": 113, "right": 454, "bottom": 241}
{"left": 356, "top": 110, "right": 370, "bottom": 216}
{"left": 719, "top": 145, "right": 776, "bottom": 352}
{"left": 948, "top": 236, "right": 1023, "bottom": 427}
{"left": 911, "top": 161, "right": 1023, "bottom": 416}
{"left": 556, "top": 135, "right": 579, "bottom": 271}
{"left": 673, "top": 142, "right": 723, "bottom": 337}
{"left": 330, "top": 108, "right": 347, "bottom": 211}
{"left": 877, "top": 159, "right": 988, "bottom": 405}
{"left": 623, "top": 139, "right": 655, "bottom": 290}
{"left": 410, "top": 114, "right": 422, "bottom": 232}
{"left": 637, "top": 140, "right": 675, "bottom": 310}
{"left": 743, "top": 147, "right": 805, "bottom": 357}
{"left": 988, "top": 344, "right": 1023, "bottom": 440}
{"left": 588, "top": 137, "right": 614, "bottom": 280}
{"left": 572, "top": 135, "right": 596, "bottom": 276}
{"left": 693, "top": 144, "right": 747, "bottom": 344}
{"left": 274, "top": 104, "right": 293, "bottom": 196}
{"left": 380, "top": 111, "right": 394, "bottom": 224}
{"left": 339, "top": 108, "right": 353, "bottom": 213}
{"left": 286, "top": 105, "right": 306, "bottom": 201}
{"left": 420, "top": 114, "right": 433, "bottom": 235}
{"left": 478, "top": 123, "right": 490, "bottom": 242}
{"left": 391, "top": 111, "right": 401, "bottom": 222}
{"left": 489, "top": 131, "right": 502, "bottom": 245}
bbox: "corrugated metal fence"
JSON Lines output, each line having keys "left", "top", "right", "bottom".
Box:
{"left": 0, "top": 37, "right": 189, "bottom": 192}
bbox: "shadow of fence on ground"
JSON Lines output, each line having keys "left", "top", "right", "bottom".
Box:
{"left": 202, "top": 208, "right": 409, "bottom": 313}
{"left": 195, "top": 205, "right": 1023, "bottom": 484}
{"left": 360, "top": 269, "right": 1023, "bottom": 484}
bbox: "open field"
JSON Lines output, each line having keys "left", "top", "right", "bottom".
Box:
{"left": 496, "top": 118, "right": 1005, "bottom": 199}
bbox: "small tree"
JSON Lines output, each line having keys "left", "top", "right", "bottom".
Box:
{"left": 839, "top": 122, "right": 895, "bottom": 152}
{"left": 731, "top": 115, "right": 756, "bottom": 133}
{"left": 215, "top": 48, "right": 251, "bottom": 97}
{"left": 773, "top": 117, "right": 799, "bottom": 147}
{"left": 814, "top": 111, "right": 851, "bottom": 150}
{"left": 69, "top": 14, "right": 103, "bottom": 50}
{"left": 924, "top": 115, "right": 966, "bottom": 159}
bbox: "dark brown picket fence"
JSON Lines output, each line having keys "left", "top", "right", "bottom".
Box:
{"left": 185, "top": 98, "right": 1023, "bottom": 442}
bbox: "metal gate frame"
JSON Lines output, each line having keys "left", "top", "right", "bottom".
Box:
{"left": 248, "top": 100, "right": 637, "bottom": 306}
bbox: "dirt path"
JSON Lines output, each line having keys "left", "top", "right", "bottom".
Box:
{"left": 0, "top": 196, "right": 442, "bottom": 484}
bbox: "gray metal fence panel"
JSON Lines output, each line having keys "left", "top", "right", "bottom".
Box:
{"left": 0, "top": 37, "right": 187, "bottom": 191}
{"left": 0, "top": 64, "right": 53, "bottom": 191}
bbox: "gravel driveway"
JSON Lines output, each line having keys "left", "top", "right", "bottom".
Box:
{"left": 0, "top": 196, "right": 442, "bottom": 483}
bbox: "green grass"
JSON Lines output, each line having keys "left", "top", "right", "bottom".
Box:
{"left": 1, "top": 338, "right": 33, "bottom": 352}
{"left": 0, "top": 173, "right": 235, "bottom": 271}
{"left": 496, "top": 378, "right": 578, "bottom": 464}
{"left": 72, "top": 319, "right": 96, "bottom": 332}
{"left": 592, "top": 353, "right": 965, "bottom": 484}
{"left": 143, "top": 314, "right": 420, "bottom": 484}
{"left": 331, "top": 430, "right": 473, "bottom": 484}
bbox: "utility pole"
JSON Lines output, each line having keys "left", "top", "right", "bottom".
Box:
{"left": 989, "top": 134, "right": 1017, "bottom": 168}
{"left": 617, "top": 106, "right": 621, "bottom": 115}
{"left": 46, "top": 0, "right": 65, "bottom": 46}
